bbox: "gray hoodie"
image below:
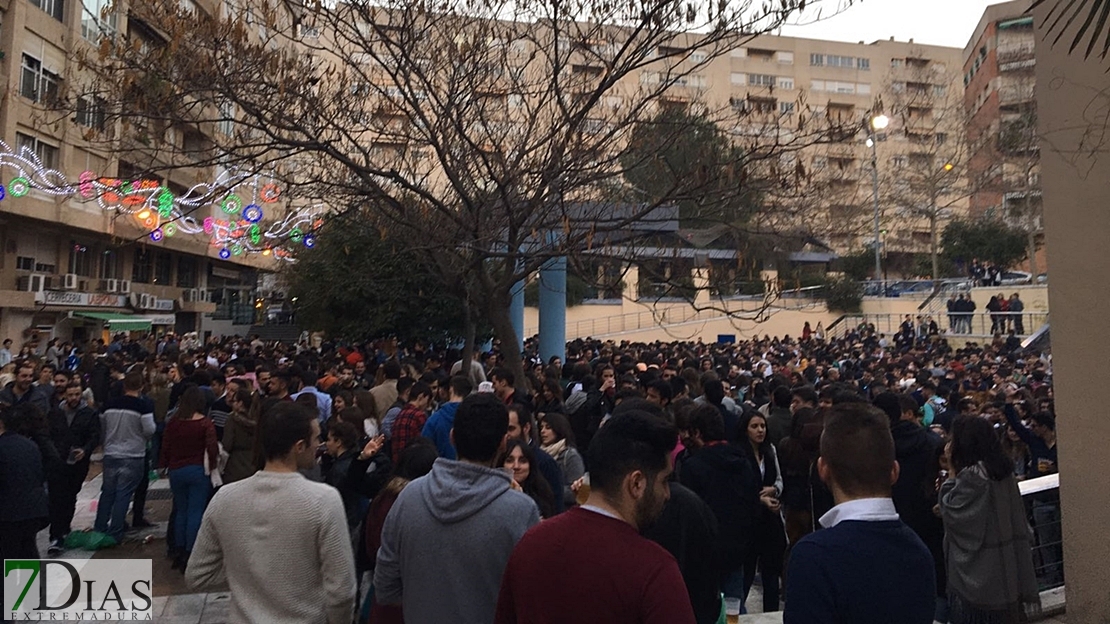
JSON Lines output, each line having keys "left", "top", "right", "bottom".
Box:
{"left": 374, "top": 458, "right": 540, "bottom": 623}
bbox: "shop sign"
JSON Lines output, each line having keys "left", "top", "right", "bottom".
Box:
{"left": 37, "top": 291, "right": 128, "bottom": 307}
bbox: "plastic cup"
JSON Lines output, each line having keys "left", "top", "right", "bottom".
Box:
{"left": 724, "top": 597, "right": 741, "bottom": 623}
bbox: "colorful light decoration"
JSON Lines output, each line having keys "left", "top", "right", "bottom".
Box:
{"left": 243, "top": 204, "right": 263, "bottom": 223}
{"left": 219, "top": 247, "right": 232, "bottom": 259}
{"left": 10, "top": 177, "right": 29, "bottom": 197}
{"left": 0, "top": 141, "right": 325, "bottom": 260}
{"left": 303, "top": 234, "right": 316, "bottom": 248}
{"left": 150, "top": 228, "right": 165, "bottom": 242}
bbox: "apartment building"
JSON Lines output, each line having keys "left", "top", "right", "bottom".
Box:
{"left": 0, "top": 0, "right": 283, "bottom": 346}
{"left": 963, "top": 0, "right": 1043, "bottom": 270}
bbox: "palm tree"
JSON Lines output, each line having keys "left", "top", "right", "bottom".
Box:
{"left": 1032, "top": 0, "right": 1110, "bottom": 66}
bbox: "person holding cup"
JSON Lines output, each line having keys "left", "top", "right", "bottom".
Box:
{"left": 45, "top": 381, "right": 100, "bottom": 554}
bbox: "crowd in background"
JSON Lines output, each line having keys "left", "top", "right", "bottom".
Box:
{"left": 0, "top": 321, "right": 1058, "bottom": 623}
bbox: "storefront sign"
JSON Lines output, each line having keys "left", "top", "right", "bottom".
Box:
{"left": 210, "top": 266, "right": 242, "bottom": 280}
{"left": 149, "top": 315, "right": 177, "bottom": 325}
{"left": 37, "top": 290, "right": 128, "bottom": 307}
{"left": 136, "top": 297, "right": 175, "bottom": 311}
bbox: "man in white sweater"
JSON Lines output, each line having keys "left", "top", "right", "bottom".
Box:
{"left": 187, "top": 402, "right": 356, "bottom": 624}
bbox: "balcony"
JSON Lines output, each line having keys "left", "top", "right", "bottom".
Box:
{"left": 998, "top": 43, "right": 1035, "bottom": 72}
{"left": 999, "top": 85, "right": 1036, "bottom": 107}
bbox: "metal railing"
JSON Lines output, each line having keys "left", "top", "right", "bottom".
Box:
{"left": 829, "top": 312, "right": 1048, "bottom": 340}
{"left": 1019, "top": 474, "right": 1065, "bottom": 596}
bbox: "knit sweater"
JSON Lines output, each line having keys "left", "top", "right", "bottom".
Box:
{"left": 186, "top": 471, "right": 356, "bottom": 624}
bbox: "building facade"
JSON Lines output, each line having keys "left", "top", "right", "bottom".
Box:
{"left": 0, "top": 0, "right": 286, "bottom": 348}
{"left": 963, "top": 0, "right": 1044, "bottom": 271}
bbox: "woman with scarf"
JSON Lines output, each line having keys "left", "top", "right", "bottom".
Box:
{"left": 220, "top": 387, "right": 258, "bottom": 483}
{"left": 940, "top": 415, "right": 1040, "bottom": 624}
{"left": 538, "top": 412, "right": 585, "bottom": 508}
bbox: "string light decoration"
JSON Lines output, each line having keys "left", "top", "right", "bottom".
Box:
{"left": 0, "top": 141, "right": 326, "bottom": 260}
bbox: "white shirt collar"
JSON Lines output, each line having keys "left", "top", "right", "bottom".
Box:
{"left": 819, "top": 497, "right": 899, "bottom": 529}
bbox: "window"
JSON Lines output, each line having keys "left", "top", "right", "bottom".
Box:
{"left": 132, "top": 249, "right": 153, "bottom": 283}
{"left": 99, "top": 249, "right": 122, "bottom": 279}
{"left": 16, "top": 133, "right": 59, "bottom": 169}
{"left": 892, "top": 81, "right": 906, "bottom": 93}
{"left": 936, "top": 133, "right": 947, "bottom": 145}
{"left": 810, "top": 53, "right": 824, "bottom": 66}
{"left": 857, "top": 58, "right": 870, "bottom": 70}
{"left": 891, "top": 155, "right": 907, "bottom": 169}
{"left": 30, "top": 0, "right": 64, "bottom": 21}
{"left": 933, "top": 85, "right": 947, "bottom": 97}
{"left": 810, "top": 79, "right": 825, "bottom": 91}
{"left": 826, "top": 55, "right": 855, "bottom": 68}
{"left": 16, "top": 256, "right": 35, "bottom": 271}
{"left": 76, "top": 96, "right": 107, "bottom": 131}
{"left": 176, "top": 256, "right": 197, "bottom": 287}
{"left": 891, "top": 58, "right": 904, "bottom": 68}
{"left": 217, "top": 101, "right": 236, "bottom": 135}
{"left": 780, "top": 101, "right": 796, "bottom": 114}
{"left": 730, "top": 72, "right": 746, "bottom": 85}
{"left": 812, "top": 156, "right": 827, "bottom": 170}
{"left": 68, "top": 242, "right": 94, "bottom": 277}
{"left": 691, "top": 51, "right": 708, "bottom": 64}
{"left": 748, "top": 74, "right": 775, "bottom": 87}
{"left": 777, "top": 51, "right": 794, "bottom": 64}
{"left": 857, "top": 83, "right": 871, "bottom": 95}
{"left": 154, "top": 252, "right": 172, "bottom": 285}
{"left": 730, "top": 48, "right": 747, "bottom": 58}
{"left": 81, "top": 0, "right": 117, "bottom": 41}
{"left": 777, "top": 77, "right": 794, "bottom": 89}
{"left": 21, "top": 54, "right": 60, "bottom": 103}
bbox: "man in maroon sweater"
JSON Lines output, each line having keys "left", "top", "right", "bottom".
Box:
{"left": 495, "top": 411, "right": 696, "bottom": 624}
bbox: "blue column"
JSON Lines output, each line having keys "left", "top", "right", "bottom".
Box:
{"left": 537, "top": 256, "right": 566, "bottom": 365}
{"left": 510, "top": 278, "right": 525, "bottom": 351}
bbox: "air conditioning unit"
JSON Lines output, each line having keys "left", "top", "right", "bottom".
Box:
{"left": 62, "top": 273, "right": 79, "bottom": 290}
{"left": 139, "top": 293, "right": 153, "bottom": 310}
{"left": 118, "top": 280, "right": 132, "bottom": 294}
{"left": 17, "top": 274, "right": 47, "bottom": 293}
{"left": 101, "top": 279, "right": 118, "bottom": 293}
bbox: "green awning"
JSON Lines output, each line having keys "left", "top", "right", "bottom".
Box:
{"left": 72, "top": 311, "right": 153, "bottom": 332}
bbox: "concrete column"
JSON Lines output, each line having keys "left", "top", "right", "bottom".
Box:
{"left": 509, "top": 278, "right": 525, "bottom": 349}
{"left": 537, "top": 256, "right": 566, "bottom": 364}
{"left": 692, "top": 267, "right": 710, "bottom": 306}
{"left": 1034, "top": 9, "right": 1110, "bottom": 620}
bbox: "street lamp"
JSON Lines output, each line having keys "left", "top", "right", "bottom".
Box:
{"left": 868, "top": 114, "right": 889, "bottom": 283}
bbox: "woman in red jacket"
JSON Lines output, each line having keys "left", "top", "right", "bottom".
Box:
{"left": 160, "top": 386, "right": 218, "bottom": 571}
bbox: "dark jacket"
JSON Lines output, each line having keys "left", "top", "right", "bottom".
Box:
{"left": 679, "top": 442, "right": 761, "bottom": 570}
{"left": 530, "top": 442, "right": 566, "bottom": 515}
{"left": 642, "top": 483, "right": 722, "bottom": 624}
{"left": 48, "top": 401, "right": 101, "bottom": 469}
{"left": 0, "top": 431, "right": 49, "bottom": 526}
{"left": 891, "top": 420, "right": 944, "bottom": 540}
{"left": 0, "top": 382, "right": 52, "bottom": 414}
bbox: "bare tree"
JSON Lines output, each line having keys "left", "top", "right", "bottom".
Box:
{"left": 878, "top": 59, "right": 973, "bottom": 279}
{"left": 62, "top": 0, "right": 859, "bottom": 381}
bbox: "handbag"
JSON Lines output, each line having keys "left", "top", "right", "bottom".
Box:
{"left": 204, "top": 442, "right": 229, "bottom": 488}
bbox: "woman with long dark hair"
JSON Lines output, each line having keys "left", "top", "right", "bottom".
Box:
{"left": 739, "top": 411, "right": 787, "bottom": 613}
{"left": 940, "top": 415, "right": 1040, "bottom": 624}
{"left": 159, "top": 385, "right": 218, "bottom": 571}
{"left": 538, "top": 412, "right": 585, "bottom": 508}
{"left": 221, "top": 387, "right": 258, "bottom": 484}
{"left": 499, "top": 438, "right": 557, "bottom": 519}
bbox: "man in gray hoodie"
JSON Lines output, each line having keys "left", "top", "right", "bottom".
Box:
{"left": 375, "top": 393, "right": 540, "bottom": 623}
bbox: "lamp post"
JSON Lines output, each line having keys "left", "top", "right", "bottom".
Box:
{"left": 867, "top": 114, "right": 889, "bottom": 283}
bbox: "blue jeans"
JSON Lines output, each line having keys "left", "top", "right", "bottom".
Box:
{"left": 169, "top": 465, "right": 211, "bottom": 553}
{"left": 94, "top": 457, "right": 145, "bottom": 541}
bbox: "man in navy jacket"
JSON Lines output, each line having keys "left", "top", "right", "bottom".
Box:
{"left": 784, "top": 403, "right": 935, "bottom": 624}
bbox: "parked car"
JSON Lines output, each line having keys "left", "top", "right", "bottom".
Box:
{"left": 999, "top": 271, "right": 1033, "bottom": 285}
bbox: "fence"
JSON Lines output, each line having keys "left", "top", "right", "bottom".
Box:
{"left": 830, "top": 312, "right": 1048, "bottom": 340}
{"left": 1019, "top": 474, "right": 1065, "bottom": 598}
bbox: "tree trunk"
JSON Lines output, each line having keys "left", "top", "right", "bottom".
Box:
{"left": 930, "top": 211, "right": 940, "bottom": 282}
{"left": 1027, "top": 230, "right": 1039, "bottom": 279}
{"left": 486, "top": 291, "right": 529, "bottom": 394}
{"left": 460, "top": 294, "right": 475, "bottom": 382}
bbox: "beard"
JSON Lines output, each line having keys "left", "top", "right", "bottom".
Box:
{"left": 633, "top": 480, "right": 667, "bottom": 532}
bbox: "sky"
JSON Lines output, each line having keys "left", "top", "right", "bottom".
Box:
{"left": 778, "top": 0, "right": 1008, "bottom": 49}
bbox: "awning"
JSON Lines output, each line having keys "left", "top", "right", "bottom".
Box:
{"left": 71, "top": 311, "right": 153, "bottom": 332}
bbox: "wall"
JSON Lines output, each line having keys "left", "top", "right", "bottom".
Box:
{"left": 1033, "top": 5, "right": 1110, "bottom": 619}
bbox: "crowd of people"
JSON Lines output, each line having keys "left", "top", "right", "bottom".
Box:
{"left": 0, "top": 322, "right": 1059, "bottom": 624}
